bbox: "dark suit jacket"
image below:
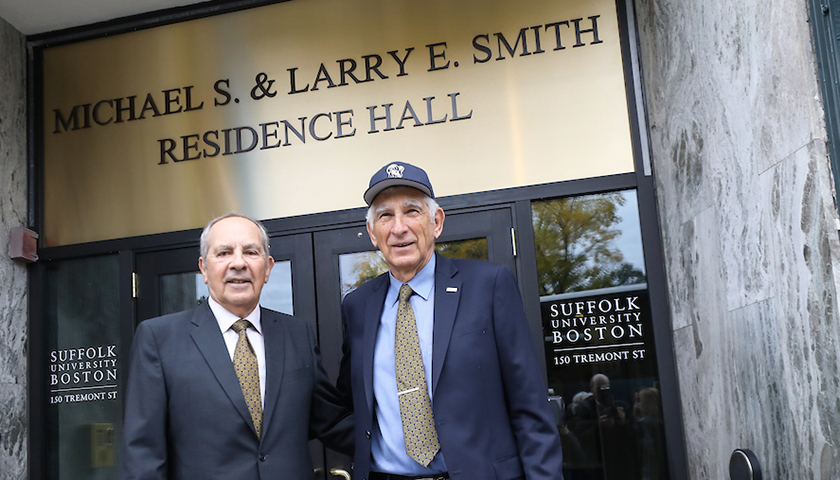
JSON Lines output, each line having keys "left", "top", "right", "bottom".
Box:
{"left": 120, "top": 303, "right": 353, "bottom": 480}
{"left": 338, "top": 253, "right": 563, "bottom": 480}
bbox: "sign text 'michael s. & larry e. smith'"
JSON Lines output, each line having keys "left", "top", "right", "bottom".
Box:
{"left": 49, "top": 16, "right": 605, "bottom": 165}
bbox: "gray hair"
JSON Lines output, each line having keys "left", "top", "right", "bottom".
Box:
{"left": 365, "top": 188, "right": 441, "bottom": 227}
{"left": 200, "top": 213, "right": 270, "bottom": 262}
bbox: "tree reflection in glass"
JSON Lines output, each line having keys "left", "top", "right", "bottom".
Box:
{"left": 532, "top": 191, "right": 646, "bottom": 296}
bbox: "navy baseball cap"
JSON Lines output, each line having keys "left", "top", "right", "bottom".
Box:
{"left": 364, "top": 162, "right": 435, "bottom": 205}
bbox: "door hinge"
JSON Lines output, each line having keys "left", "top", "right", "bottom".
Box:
{"left": 131, "top": 272, "right": 139, "bottom": 298}
{"left": 510, "top": 227, "right": 518, "bottom": 257}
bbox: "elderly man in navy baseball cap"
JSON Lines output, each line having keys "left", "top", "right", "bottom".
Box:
{"left": 362, "top": 162, "right": 443, "bottom": 283}
{"left": 337, "top": 162, "right": 565, "bottom": 480}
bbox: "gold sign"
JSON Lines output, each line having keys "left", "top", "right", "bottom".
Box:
{"left": 42, "top": 0, "right": 635, "bottom": 246}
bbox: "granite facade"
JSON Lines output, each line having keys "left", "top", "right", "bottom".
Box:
{"left": 0, "top": 15, "right": 27, "bottom": 480}
{"left": 635, "top": 0, "right": 840, "bottom": 478}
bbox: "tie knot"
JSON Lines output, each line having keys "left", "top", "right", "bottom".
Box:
{"left": 231, "top": 319, "right": 252, "bottom": 334}
{"left": 398, "top": 284, "right": 414, "bottom": 303}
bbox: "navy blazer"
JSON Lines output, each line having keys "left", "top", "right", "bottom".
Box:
{"left": 120, "top": 304, "right": 353, "bottom": 480}
{"left": 338, "top": 253, "right": 564, "bottom": 480}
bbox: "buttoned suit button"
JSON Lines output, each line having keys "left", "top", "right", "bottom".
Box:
{"left": 259, "top": 454, "right": 266, "bottom": 462}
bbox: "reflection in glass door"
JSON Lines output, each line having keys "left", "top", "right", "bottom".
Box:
{"left": 532, "top": 190, "right": 669, "bottom": 480}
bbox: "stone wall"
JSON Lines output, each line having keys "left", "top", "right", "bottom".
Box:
{"left": 0, "top": 16, "right": 27, "bottom": 480}
{"left": 635, "top": 0, "right": 840, "bottom": 478}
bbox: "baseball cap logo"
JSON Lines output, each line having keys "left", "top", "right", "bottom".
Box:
{"left": 386, "top": 163, "right": 405, "bottom": 179}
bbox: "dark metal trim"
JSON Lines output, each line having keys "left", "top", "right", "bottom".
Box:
{"left": 26, "top": 39, "right": 43, "bottom": 231}
{"left": 119, "top": 251, "right": 136, "bottom": 420}
{"left": 512, "top": 199, "right": 548, "bottom": 381}
{"left": 28, "top": 262, "right": 47, "bottom": 480}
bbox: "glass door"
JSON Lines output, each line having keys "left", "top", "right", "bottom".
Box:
{"left": 530, "top": 189, "right": 670, "bottom": 480}
{"left": 43, "top": 254, "right": 123, "bottom": 480}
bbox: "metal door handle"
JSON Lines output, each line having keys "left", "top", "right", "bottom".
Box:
{"left": 329, "top": 468, "right": 351, "bottom": 480}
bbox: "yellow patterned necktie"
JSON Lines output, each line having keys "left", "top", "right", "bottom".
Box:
{"left": 231, "top": 319, "right": 262, "bottom": 438}
{"left": 395, "top": 284, "right": 440, "bottom": 466}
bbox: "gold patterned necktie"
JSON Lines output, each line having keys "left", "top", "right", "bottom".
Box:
{"left": 231, "top": 319, "right": 262, "bottom": 438}
{"left": 395, "top": 284, "right": 440, "bottom": 466}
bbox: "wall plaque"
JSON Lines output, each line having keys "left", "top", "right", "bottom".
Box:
{"left": 41, "top": 0, "right": 635, "bottom": 246}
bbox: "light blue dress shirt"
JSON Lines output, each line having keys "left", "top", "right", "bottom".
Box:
{"left": 370, "top": 255, "right": 447, "bottom": 475}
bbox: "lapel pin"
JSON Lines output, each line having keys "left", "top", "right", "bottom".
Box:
{"left": 446, "top": 287, "right": 458, "bottom": 293}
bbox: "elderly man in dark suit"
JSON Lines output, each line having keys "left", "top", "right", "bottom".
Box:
{"left": 120, "top": 213, "right": 352, "bottom": 480}
{"left": 338, "top": 163, "right": 563, "bottom": 480}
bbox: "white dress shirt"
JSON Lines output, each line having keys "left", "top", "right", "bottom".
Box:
{"left": 209, "top": 297, "right": 267, "bottom": 408}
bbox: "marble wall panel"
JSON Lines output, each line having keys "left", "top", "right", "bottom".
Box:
{"left": 762, "top": 141, "right": 840, "bottom": 477}
{"left": 0, "top": 384, "right": 26, "bottom": 480}
{"left": 0, "top": 14, "right": 28, "bottom": 480}
{"left": 669, "top": 210, "right": 735, "bottom": 480}
{"left": 636, "top": 0, "right": 825, "bottom": 310}
{"left": 635, "top": 0, "right": 840, "bottom": 478}
{"left": 664, "top": 205, "right": 728, "bottom": 334}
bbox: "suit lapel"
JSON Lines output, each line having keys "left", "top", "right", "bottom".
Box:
{"left": 189, "top": 303, "right": 256, "bottom": 436}
{"left": 260, "top": 308, "right": 286, "bottom": 439}
{"left": 362, "top": 275, "right": 389, "bottom": 412}
{"left": 432, "top": 253, "right": 461, "bottom": 394}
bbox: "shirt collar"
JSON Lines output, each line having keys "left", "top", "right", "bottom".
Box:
{"left": 387, "top": 254, "right": 436, "bottom": 304}
{"left": 208, "top": 296, "right": 263, "bottom": 334}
